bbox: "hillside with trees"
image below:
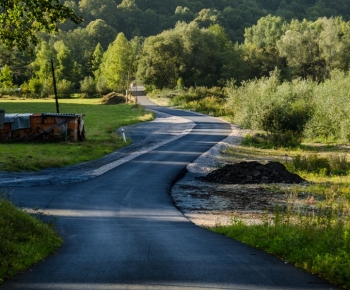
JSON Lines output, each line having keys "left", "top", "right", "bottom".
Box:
{"left": 0, "top": 0, "right": 350, "bottom": 145}
{"left": 2, "top": 0, "right": 350, "bottom": 91}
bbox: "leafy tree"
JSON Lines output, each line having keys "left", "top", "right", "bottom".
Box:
{"left": 0, "top": 44, "right": 31, "bottom": 85}
{"left": 116, "top": 0, "right": 144, "bottom": 38}
{"left": 99, "top": 32, "right": 132, "bottom": 91}
{"left": 54, "top": 41, "right": 74, "bottom": 81}
{"left": 276, "top": 18, "right": 345, "bottom": 81}
{"left": 59, "top": 28, "right": 92, "bottom": 77}
{"left": 29, "top": 41, "right": 55, "bottom": 83}
{"left": 79, "top": 0, "right": 117, "bottom": 27}
{"left": 173, "top": 6, "right": 194, "bottom": 23}
{"left": 138, "top": 22, "right": 229, "bottom": 89}
{"left": 56, "top": 79, "right": 74, "bottom": 97}
{"left": 27, "top": 78, "right": 43, "bottom": 95}
{"left": 80, "top": 76, "right": 96, "bottom": 97}
{"left": 0, "top": 64, "right": 14, "bottom": 88}
{"left": 138, "top": 31, "right": 183, "bottom": 89}
{"left": 243, "top": 15, "right": 288, "bottom": 78}
{"left": 193, "top": 8, "right": 219, "bottom": 27}
{"left": 0, "top": 0, "right": 83, "bottom": 50}
{"left": 86, "top": 19, "right": 117, "bottom": 50}
{"left": 91, "top": 43, "right": 104, "bottom": 78}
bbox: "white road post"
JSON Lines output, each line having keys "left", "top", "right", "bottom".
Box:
{"left": 122, "top": 128, "right": 126, "bottom": 142}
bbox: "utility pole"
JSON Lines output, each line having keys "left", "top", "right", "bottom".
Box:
{"left": 49, "top": 59, "right": 59, "bottom": 113}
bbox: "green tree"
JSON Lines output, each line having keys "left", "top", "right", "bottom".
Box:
{"left": 243, "top": 15, "right": 288, "bottom": 78}
{"left": 79, "top": 0, "right": 117, "bottom": 27}
{"left": 138, "top": 22, "right": 227, "bottom": 89}
{"left": 0, "top": 0, "right": 82, "bottom": 50}
{"left": 86, "top": 19, "right": 117, "bottom": 50}
{"left": 59, "top": 27, "right": 92, "bottom": 78}
{"left": 0, "top": 64, "right": 14, "bottom": 88}
{"left": 99, "top": 32, "right": 132, "bottom": 91}
{"left": 276, "top": 18, "right": 343, "bottom": 81}
{"left": 29, "top": 41, "right": 55, "bottom": 83}
{"left": 54, "top": 40, "right": 74, "bottom": 81}
{"left": 116, "top": 0, "right": 144, "bottom": 38}
{"left": 138, "top": 31, "right": 183, "bottom": 89}
{"left": 80, "top": 76, "right": 96, "bottom": 97}
{"left": 91, "top": 43, "right": 104, "bottom": 79}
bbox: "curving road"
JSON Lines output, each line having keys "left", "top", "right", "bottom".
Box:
{"left": 1, "top": 94, "right": 337, "bottom": 289}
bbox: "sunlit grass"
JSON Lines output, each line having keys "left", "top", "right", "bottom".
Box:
{"left": 212, "top": 135, "right": 350, "bottom": 289}
{"left": 0, "top": 194, "right": 62, "bottom": 283}
{"left": 0, "top": 98, "right": 154, "bottom": 171}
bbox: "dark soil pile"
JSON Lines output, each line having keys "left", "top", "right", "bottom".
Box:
{"left": 100, "top": 92, "right": 125, "bottom": 105}
{"left": 202, "top": 161, "right": 306, "bottom": 184}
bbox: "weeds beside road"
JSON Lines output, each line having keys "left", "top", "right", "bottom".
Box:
{"left": 209, "top": 141, "right": 350, "bottom": 289}
{"left": 0, "top": 194, "right": 62, "bottom": 283}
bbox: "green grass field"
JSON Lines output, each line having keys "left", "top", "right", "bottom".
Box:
{"left": 0, "top": 98, "right": 154, "bottom": 171}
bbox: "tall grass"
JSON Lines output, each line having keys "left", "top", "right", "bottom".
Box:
{"left": 216, "top": 134, "right": 350, "bottom": 288}
{"left": 211, "top": 194, "right": 350, "bottom": 289}
{"left": 0, "top": 193, "right": 62, "bottom": 282}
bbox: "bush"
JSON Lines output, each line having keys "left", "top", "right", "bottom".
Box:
{"left": 80, "top": 76, "right": 96, "bottom": 98}
{"left": 27, "top": 78, "right": 43, "bottom": 96}
{"left": 290, "top": 154, "right": 350, "bottom": 176}
{"left": 242, "top": 132, "right": 301, "bottom": 149}
{"left": 304, "top": 69, "right": 350, "bottom": 142}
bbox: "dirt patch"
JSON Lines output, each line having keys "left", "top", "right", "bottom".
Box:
{"left": 202, "top": 161, "right": 306, "bottom": 184}
{"left": 170, "top": 129, "right": 311, "bottom": 228}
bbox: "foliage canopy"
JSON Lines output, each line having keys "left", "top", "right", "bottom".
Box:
{"left": 0, "top": 0, "right": 83, "bottom": 50}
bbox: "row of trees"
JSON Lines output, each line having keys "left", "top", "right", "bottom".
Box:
{"left": 4, "top": 15, "right": 350, "bottom": 94}
{"left": 140, "top": 16, "right": 350, "bottom": 88}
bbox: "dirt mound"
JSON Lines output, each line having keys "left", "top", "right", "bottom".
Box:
{"left": 202, "top": 161, "right": 306, "bottom": 184}
{"left": 100, "top": 92, "right": 126, "bottom": 105}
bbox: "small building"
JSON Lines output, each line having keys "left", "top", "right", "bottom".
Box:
{"left": 0, "top": 112, "right": 85, "bottom": 142}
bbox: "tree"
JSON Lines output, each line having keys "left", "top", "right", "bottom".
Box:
{"left": 86, "top": 19, "right": 117, "bottom": 50}
{"left": 29, "top": 41, "right": 55, "bottom": 83}
{"left": 0, "top": 64, "right": 14, "bottom": 88}
{"left": 0, "top": 0, "right": 83, "bottom": 50}
{"left": 243, "top": 15, "right": 288, "bottom": 78}
{"left": 54, "top": 40, "right": 74, "bottom": 81}
{"left": 79, "top": 0, "right": 117, "bottom": 27}
{"left": 91, "top": 43, "right": 104, "bottom": 79}
{"left": 99, "top": 33, "right": 132, "bottom": 91}
{"left": 276, "top": 18, "right": 343, "bottom": 81}
{"left": 138, "top": 22, "right": 228, "bottom": 89}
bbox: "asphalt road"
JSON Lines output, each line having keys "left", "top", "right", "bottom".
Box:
{"left": 1, "top": 94, "right": 337, "bottom": 290}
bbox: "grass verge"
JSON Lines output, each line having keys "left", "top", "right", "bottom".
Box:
{"left": 0, "top": 193, "right": 62, "bottom": 283}
{"left": 0, "top": 99, "right": 154, "bottom": 171}
{"left": 211, "top": 135, "right": 350, "bottom": 289}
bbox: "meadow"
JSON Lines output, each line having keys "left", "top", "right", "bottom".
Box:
{"left": 0, "top": 98, "right": 154, "bottom": 171}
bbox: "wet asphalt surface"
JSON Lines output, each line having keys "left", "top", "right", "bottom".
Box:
{"left": 0, "top": 94, "right": 339, "bottom": 289}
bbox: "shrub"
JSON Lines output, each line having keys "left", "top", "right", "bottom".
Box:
{"left": 56, "top": 79, "right": 74, "bottom": 98}
{"left": 290, "top": 154, "right": 350, "bottom": 176}
{"left": 80, "top": 76, "right": 96, "bottom": 98}
{"left": 27, "top": 78, "right": 43, "bottom": 96}
{"left": 292, "top": 154, "right": 331, "bottom": 175}
{"left": 242, "top": 132, "right": 301, "bottom": 149}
